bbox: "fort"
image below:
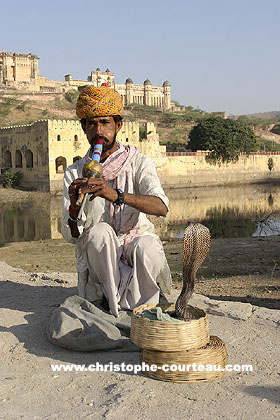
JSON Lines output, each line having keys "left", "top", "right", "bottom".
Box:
{"left": 1, "top": 119, "right": 280, "bottom": 193}
{"left": 0, "top": 51, "right": 171, "bottom": 109}
{"left": 1, "top": 51, "right": 279, "bottom": 193}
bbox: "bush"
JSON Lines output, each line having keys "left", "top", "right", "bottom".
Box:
{"left": 3, "top": 170, "right": 23, "bottom": 188}
{"left": 65, "top": 89, "right": 80, "bottom": 104}
{"left": 257, "top": 137, "right": 280, "bottom": 152}
{"left": 271, "top": 124, "right": 280, "bottom": 135}
{"left": 268, "top": 157, "right": 274, "bottom": 172}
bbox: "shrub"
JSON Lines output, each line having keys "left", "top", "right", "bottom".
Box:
{"left": 268, "top": 157, "right": 274, "bottom": 172}
{"left": 65, "top": 89, "right": 80, "bottom": 104}
{"left": 3, "top": 170, "right": 23, "bottom": 188}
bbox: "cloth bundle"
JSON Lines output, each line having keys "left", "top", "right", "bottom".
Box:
{"left": 46, "top": 295, "right": 140, "bottom": 352}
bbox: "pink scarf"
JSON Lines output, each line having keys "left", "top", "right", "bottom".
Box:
{"left": 84, "top": 143, "right": 141, "bottom": 246}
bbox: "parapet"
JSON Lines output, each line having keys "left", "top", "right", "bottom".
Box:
{"left": 47, "top": 119, "right": 82, "bottom": 130}
{"left": 0, "top": 119, "right": 48, "bottom": 133}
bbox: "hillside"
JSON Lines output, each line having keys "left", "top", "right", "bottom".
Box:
{"left": 1, "top": 90, "right": 280, "bottom": 150}
{"left": 245, "top": 111, "right": 280, "bottom": 120}
{"left": 0, "top": 90, "right": 209, "bottom": 148}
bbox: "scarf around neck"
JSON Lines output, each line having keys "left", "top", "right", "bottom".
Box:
{"left": 83, "top": 142, "right": 141, "bottom": 246}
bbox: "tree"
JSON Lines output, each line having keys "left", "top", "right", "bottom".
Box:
{"left": 188, "top": 117, "right": 258, "bottom": 164}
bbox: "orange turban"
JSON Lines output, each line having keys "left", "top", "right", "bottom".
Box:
{"left": 76, "top": 85, "right": 123, "bottom": 119}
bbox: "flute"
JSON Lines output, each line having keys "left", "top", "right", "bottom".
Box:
{"left": 76, "top": 139, "right": 104, "bottom": 220}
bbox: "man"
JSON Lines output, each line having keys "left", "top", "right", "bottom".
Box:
{"left": 62, "top": 84, "right": 172, "bottom": 317}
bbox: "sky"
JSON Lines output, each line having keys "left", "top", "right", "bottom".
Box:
{"left": 1, "top": 0, "right": 279, "bottom": 115}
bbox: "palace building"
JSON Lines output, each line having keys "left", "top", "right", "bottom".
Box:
{"left": 0, "top": 51, "right": 171, "bottom": 109}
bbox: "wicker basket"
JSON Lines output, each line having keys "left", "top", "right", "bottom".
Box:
{"left": 131, "top": 303, "right": 210, "bottom": 351}
{"left": 141, "top": 336, "right": 228, "bottom": 383}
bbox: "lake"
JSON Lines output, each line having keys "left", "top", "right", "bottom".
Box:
{"left": 1, "top": 182, "right": 280, "bottom": 246}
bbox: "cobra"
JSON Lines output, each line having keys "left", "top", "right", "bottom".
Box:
{"left": 175, "top": 222, "right": 211, "bottom": 321}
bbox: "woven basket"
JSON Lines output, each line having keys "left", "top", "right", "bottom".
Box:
{"left": 141, "top": 336, "right": 228, "bottom": 383}
{"left": 131, "top": 303, "right": 210, "bottom": 351}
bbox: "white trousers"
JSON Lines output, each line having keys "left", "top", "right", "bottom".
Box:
{"left": 82, "top": 222, "right": 170, "bottom": 317}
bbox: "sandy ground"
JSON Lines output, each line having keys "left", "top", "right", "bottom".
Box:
{"left": 0, "top": 261, "right": 279, "bottom": 420}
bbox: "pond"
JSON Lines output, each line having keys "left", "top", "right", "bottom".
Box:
{"left": 1, "top": 182, "right": 280, "bottom": 246}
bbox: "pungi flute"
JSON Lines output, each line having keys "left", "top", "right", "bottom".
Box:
{"left": 76, "top": 139, "right": 103, "bottom": 220}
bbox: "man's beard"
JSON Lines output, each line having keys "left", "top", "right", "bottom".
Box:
{"left": 90, "top": 132, "right": 117, "bottom": 154}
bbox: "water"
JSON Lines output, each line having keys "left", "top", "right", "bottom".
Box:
{"left": 1, "top": 183, "right": 280, "bottom": 246}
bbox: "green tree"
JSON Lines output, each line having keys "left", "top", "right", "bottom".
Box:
{"left": 188, "top": 117, "right": 258, "bottom": 164}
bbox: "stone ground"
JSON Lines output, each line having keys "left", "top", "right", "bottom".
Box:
{"left": 0, "top": 261, "right": 279, "bottom": 420}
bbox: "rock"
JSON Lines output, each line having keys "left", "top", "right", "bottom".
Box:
{"left": 189, "top": 294, "right": 253, "bottom": 321}
{"left": 251, "top": 307, "right": 280, "bottom": 327}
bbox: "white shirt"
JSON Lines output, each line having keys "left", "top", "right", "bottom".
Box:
{"left": 62, "top": 152, "right": 169, "bottom": 273}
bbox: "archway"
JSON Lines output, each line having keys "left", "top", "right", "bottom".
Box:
{"left": 15, "top": 150, "right": 23, "bottom": 168}
{"left": 4, "top": 150, "right": 12, "bottom": 168}
{"left": 26, "top": 150, "right": 33, "bottom": 168}
{"left": 55, "top": 156, "right": 67, "bottom": 173}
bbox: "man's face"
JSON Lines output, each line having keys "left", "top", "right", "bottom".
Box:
{"left": 84, "top": 116, "right": 122, "bottom": 155}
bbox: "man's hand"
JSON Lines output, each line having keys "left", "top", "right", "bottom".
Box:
{"left": 71, "top": 178, "right": 168, "bottom": 217}
{"left": 79, "top": 178, "right": 118, "bottom": 203}
{"left": 68, "top": 178, "right": 88, "bottom": 209}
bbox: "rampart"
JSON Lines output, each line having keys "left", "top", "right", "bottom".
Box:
{"left": 0, "top": 120, "right": 50, "bottom": 189}
{"left": 154, "top": 152, "right": 280, "bottom": 189}
{"left": 1, "top": 119, "right": 280, "bottom": 192}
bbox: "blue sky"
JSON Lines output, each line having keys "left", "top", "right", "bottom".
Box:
{"left": 1, "top": 0, "right": 279, "bottom": 115}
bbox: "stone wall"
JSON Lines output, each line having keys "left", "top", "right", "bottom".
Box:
{"left": 1, "top": 119, "right": 280, "bottom": 193}
{"left": 0, "top": 119, "right": 163, "bottom": 192}
{"left": 154, "top": 152, "right": 280, "bottom": 188}
{"left": 0, "top": 120, "right": 50, "bottom": 190}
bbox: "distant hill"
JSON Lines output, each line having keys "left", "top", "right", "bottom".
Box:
{"left": 246, "top": 111, "right": 280, "bottom": 120}
{"left": 230, "top": 111, "right": 280, "bottom": 120}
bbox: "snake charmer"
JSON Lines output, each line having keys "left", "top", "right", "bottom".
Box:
{"left": 62, "top": 84, "right": 172, "bottom": 317}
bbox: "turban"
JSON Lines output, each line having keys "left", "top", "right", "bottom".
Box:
{"left": 76, "top": 84, "right": 123, "bottom": 119}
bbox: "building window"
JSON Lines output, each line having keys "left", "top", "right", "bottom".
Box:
{"left": 57, "top": 135, "right": 61, "bottom": 141}
{"left": 55, "top": 156, "right": 67, "bottom": 173}
{"left": 73, "top": 156, "right": 82, "bottom": 163}
{"left": 26, "top": 150, "right": 33, "bottom": 168}
{"left": 4, "top": 150, "right": 12, "bottom": 168}
{"left": 15, "top": 150, "right": 23, "bottom": 168}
